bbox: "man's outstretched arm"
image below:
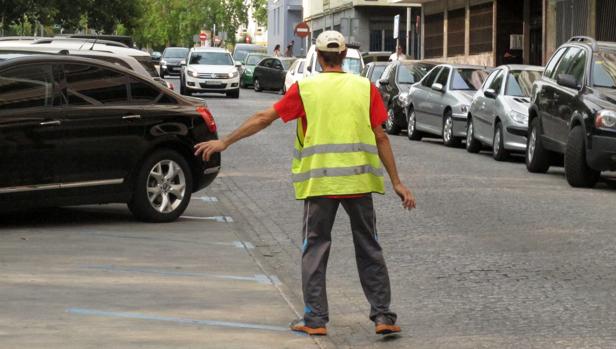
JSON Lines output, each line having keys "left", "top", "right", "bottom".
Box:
{"left": 373, "top": 125, "right": 416, "bottom": 210}
{"left": 194, "top": 107, "right": 280, "bottom": 161}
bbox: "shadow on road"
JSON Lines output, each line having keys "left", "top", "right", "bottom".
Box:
{"left": 0, "top": 206, "right": 135, "bottom": 229}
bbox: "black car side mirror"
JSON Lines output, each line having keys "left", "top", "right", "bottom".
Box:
{"left": 379, "top": 78, "right": 389, "bottom": 85}
{"left": 484, "top": 88, "right": 497, "bottom": 99}
{"left": 556, "top": 74, "right": 581, "bottom": 90}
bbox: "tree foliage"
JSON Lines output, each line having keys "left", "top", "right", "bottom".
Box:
{"left": 251, "top": 0, "right": 267, "bottom": 26}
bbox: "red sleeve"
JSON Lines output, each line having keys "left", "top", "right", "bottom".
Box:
{"left": 370, "top": 83, "right": 387, "bottom": 128}
{"left": 273, "top": 83, "right": 306, "bottom": 123}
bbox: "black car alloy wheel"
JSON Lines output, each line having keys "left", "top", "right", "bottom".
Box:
{"left": 565, "top": 125, "right": 599, "bottom": 187}
{"left": 128, "top": 149, "right": 193, "bottom": 222}
{"left": 253, "top": 79, "right": 262, "bottom": 92}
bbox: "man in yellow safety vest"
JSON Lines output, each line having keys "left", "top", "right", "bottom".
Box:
{"left": 194, "top": 30, "right": 416, "bottom": 337}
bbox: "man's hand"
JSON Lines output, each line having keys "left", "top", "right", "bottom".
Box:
{"left": 194, "top": 140, "right": 227, "bottom": 161}
{"left": 393, "top": 182, "right": 416, "bottom": 210}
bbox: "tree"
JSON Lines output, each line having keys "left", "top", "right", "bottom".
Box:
{"left": 251, "top": 0, "right": 267, "bottom": 26}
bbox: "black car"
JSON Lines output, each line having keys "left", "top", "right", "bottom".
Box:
{"left": 526, "top": 36, "right": 616, "bottom": 187}
{"left": 0, "top": 53, "right": 220, "bottom": 222}
{"left": 378, "top": 61, "right": 437, "bottom": 134}
{"left": 361, "top": 61, "right": 388, "bottom": 84}
{"left": 160, "top": 47, "right": 189, "bottom": 77}
{"left": 253, "top": 57, "right": 296, "bottom": 93}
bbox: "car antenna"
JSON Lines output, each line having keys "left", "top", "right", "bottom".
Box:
{"left": 90, "top": 34, "right": 99, "bottom": 51}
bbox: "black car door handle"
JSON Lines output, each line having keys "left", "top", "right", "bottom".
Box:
{"left": 39, "top": 120, "right": 61, "bottom": 126}
{"left": 122, "top": 114, "right": 142, "bottom": 120}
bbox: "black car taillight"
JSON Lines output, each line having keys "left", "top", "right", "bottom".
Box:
{"left": 197, "top": 106, "right": 217, "bottom": 133}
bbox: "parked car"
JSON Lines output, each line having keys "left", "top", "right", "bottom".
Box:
{"left": 239, "top": 52, "right": 269, "bottom": 88}
{"left": 526, "top": 36, "right": 616, "bottom": 187}
{"left": 361, "top": 61, "right": 388, "bottom": 84}
{"left": 362, "top": 51, "right": 391, "bottom": 63}
{"left": 180, "top": 47, "right": 241, "bottom": 98}
{"left": 303, "top": 44, "right": 364, "bottom": 77}
{"left": 0, "top": 53, "right": 220, "bottom": 222}
{"left": 160, "top": 47, "right": 189, "bottom": 77}
{"left": 151, "top": 51, "right": 162, "bottom": 63}
{"left": 284, "top": 58, "right": 306, "bottom": 92}
{"left": 253, "top": 57, "right": 297, "bottom": 93}
{"left": 233, "top": 43, "right": 267, "bottom": 64}
{"left": 466, "top": 64, "right": 543, "bottom": 160}
{"left": 379, "top": 60, "right": 437, "bottom": 134}
{"left": 406, "top": 64, "right": 489, "bottom": 146}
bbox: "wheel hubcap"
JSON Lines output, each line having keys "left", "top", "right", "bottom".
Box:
{"left": 146, "top": 160, "right": 186, "bottom": 214}
{"left": 467, "top": 122, "right": 473, "bottom": 145}
{"left": 408, "top": 111, "right": 415, "bottom": 134}
{"left": 386, "top": 109, "right": 394, "bottom": 130}
{"left": 528, "top": 128, "right": 536, "bottom": 162}
{"left": 444, "top": 117, "right": 453, "bottom": 142}
{"left": 494, "top": 129, "right": 501, "bottom": 155}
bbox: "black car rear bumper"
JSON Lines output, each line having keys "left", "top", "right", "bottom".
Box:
{"left": 194, "top": 153, "right": 221, "bottom": 191}
{"left": 587, "top": 135, "right": 616, "bottom": 171}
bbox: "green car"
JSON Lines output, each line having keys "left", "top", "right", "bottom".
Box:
{"left": 240, "top": 53, "right": 270, "bottom": 88}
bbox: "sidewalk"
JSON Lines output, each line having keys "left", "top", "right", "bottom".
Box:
{"left": 0, "top": 189, "right": 324, "bottom": 348}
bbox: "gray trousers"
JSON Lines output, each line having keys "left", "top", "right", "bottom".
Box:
{"left": 301, "top": 195, "right": 397, "bottom": 327}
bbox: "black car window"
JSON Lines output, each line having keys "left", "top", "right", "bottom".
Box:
{"left": 130, "top": 81, "right": 164, "bottom": 104}
{"left": 64, "top": 64, "right": 128, "bottom": 106}
{"left": 505, "top": 70, "right": 542, "bottom": 96}
{"left": 553, "top": 47, "right": 583, "bottom": 83}
{"left": 260, "top": 59, "right": 273, "bottom": 68}
{"left": 544, "top": 47, "right": 568, "bottom": 79}
{"left": 488, "top": 69, "right": 504, "bottom": 93}
{"left": 397, "top": 65, "right": 415, "bottom": 84}
{"left": 435, "top": 67, "right": 450, "bottom": 86}
{"left": 592, "top": 51, "right": 616, "bottom": 88}
{"left": 272, "top": 60, "right": 283, "bottom": 70}
{"left": 0, "top": 64, "right": 56, "bottom": 110}
{"left": 370, "top": 65, "right": 386, "bottom": 83}
{"left": 421, "top": 67, "right": 442, "bottom": 87}
{"left": 451, "top": 68, "right": 488, "bottom": 90}
{"left": 567, "top": 50, "right": 587, "bottom": 84}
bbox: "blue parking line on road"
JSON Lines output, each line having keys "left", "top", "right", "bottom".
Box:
{"left": 83, "top": 265, "right": 279, "bottom": 285}
{"left": 66, "top": 308, "right": 290, "bottom": 332}
{"left": 181, "top": 215, "right": 234, "bottom": 222}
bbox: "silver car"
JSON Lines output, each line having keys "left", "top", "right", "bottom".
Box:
{"left": 466, "top": 65, "right": 544, "bottom": 160}
{"left": 406, "top": 64, "right": 489, "bottom": 146}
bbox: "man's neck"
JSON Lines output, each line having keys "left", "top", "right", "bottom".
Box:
{"left": 323, "top": 65, "right": 344, "bottom": 73}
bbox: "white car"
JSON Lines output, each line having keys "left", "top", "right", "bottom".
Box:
{"left": 284, "top": 58, "right": 306, "bottom": 92}
{"left": 303, "top": 44, "right": 364, "bottom": 78}
{"left": 181, "top": 47, "right": 241, "bottom": 98}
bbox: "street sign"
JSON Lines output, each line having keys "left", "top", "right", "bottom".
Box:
{"left": 393, "top": 15, "right": 400, "bottom": 39}
{"left": 294, "top": 22, "right": 310, "bottom": 38}
{"left": 199, "top": 32, "right": 207, "bottom": 41}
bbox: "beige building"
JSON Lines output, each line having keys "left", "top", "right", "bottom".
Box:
{"left": 303, "top": 0, "right": 422, "bottom": 58}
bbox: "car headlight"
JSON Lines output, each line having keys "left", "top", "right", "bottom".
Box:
{"left": 228, "top": 71, "right": 239, "bottom": 78}
{"left": 596, "top": 110, "right": 616, "bottom": 129}
{"left": 509, "top": 110, "right": 528, "bottom": 125}
{"left": 187, "top": 69, "right": 199, "bottom": 78}
{"left": 160, "top": 60, "right": 167, "bottom": 66}
{"left": 398, "top": 93, "right": 409, "bottom": 106}
{"left": 459, "top": 105, "right": 469, "bottom": 113}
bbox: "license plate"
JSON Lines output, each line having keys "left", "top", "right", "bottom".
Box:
{"left": 205, "top": 81, "right": 223, "bottom": 86}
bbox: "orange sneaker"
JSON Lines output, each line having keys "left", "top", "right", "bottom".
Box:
{"left": 290, "top": 319, "right": 327, "bottom": 336}
{"left": 375, "top": 323, "right": 401, "bottom": 335}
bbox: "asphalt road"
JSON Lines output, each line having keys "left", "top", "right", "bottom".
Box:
{"left": 178, "top": 83, "right": 616, "bottom": 348}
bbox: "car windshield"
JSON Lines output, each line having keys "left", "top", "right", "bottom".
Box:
{"left": 451, "top": 68, "right": 489, "bottom": 90}
{"left": 505, "top": 70, "right": 542, "bottom": 96}
{"left": 246, "top": 55, "right": 267, "bottom": 65}
{"left": 190, "top": 52, "right": 233, "bottom": 65}
{"left": 592, "top": 51, "right": 616, "bottom": 89}
{"left": 342, "top": 58, "right": 362, "bottom": 74}
{"left": 399, "top": 63, "right": 435, "bottom": 84}
{"left": 163, "top": 48, "right": 188, "bottom": 58}
{"left": 370, "top": 65, "right": 386, "bottom": 83}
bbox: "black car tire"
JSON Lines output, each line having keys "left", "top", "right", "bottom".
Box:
{"left": 179, "top": 81, "right": 186, "bottom": 95}
{"left": 526, "top": 118, "right": 551, "bottom": 173}
{"left": 442, "top": 111, "right": 461, "bottom": 147}
{"left": 240, "top": 80, "right": 246, "bottom": 88}
{"left": 492, "top": 122, "right": 509, "bottom": 161}
{"left": 385, "top": 106, "right": 401, "bottom": 135}
{"left": 565, "top": 125, "right": 600, "bottom": 188}
{"left": 466, "top": 116, "right": 481, "bottom": 153}
{"left": 406, "top": 107, "right": 422, "bottom": 141}
{"left": 254, "top": 79, "right": 262, "bottom": 92}
{"left": 128, "top": 149, "right": 193, "bottom": 223}
{"left": 226, "top": 89, "right": 240, "bottom": 99}
{"left": 159, "top": 68, "right": 165, "bottom": 78}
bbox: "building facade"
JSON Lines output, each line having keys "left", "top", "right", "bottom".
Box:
{"left": 303, "top": 0, "right": 422, "bottom": 58}
{"left": 268, "top": 0, "right": 306, "bottom": 57}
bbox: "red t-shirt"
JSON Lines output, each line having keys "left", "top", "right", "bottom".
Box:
{"left": 273, "top": 78, "right": 388, "bottom": 199}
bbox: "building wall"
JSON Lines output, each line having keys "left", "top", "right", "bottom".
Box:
{"left": 268, "top": 0, "right": 306, "bottom": 56}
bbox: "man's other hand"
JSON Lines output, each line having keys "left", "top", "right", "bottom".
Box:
{"left": 393, "top": 182, "right": 416, "bottom": 210}
{"left": 194, "top": 140, "right": 227, "bottom": 161}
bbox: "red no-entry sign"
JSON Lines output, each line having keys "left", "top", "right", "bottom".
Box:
{"left": 199, "top": 32, "right": 207, "bottom": 41}
{"left": 294, "top": 22, "right": 310, "bottom": 38}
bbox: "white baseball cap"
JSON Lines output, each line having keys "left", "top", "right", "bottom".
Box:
{"left": 316, "top": 30, "right": 347, "bottom": 53}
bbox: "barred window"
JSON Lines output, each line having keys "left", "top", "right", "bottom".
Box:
{"left": 424, "top": 13, "right": 444, "bottom": 58}
{"left": 447, "top": 8, "right": 466, "bottom": 56}
{"left": 469, "top": 2, "right": 493, "bottom": 54}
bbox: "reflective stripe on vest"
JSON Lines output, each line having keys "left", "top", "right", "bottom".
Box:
{"left": 292, "top": 73, "right": 385, "bottom": 199}
{"left": 293, "top": 143, "right": 378, "bottom": 160}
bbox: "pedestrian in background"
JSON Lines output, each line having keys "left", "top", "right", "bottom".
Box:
{"left": 194, "top": 30, "right": 415, "bottom": 337}
{"left": 285, "top": 44, "right": 293, "bottom": 57}
{"left": 389, "top": 45, "right": 406, "bottom": 61}
{"left": 273, "top": 44, "right": 281, "bottom": 57}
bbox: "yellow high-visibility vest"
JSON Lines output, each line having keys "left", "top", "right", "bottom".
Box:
{"left": 292, "top": 73, "right": 385, "bottom": 199}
